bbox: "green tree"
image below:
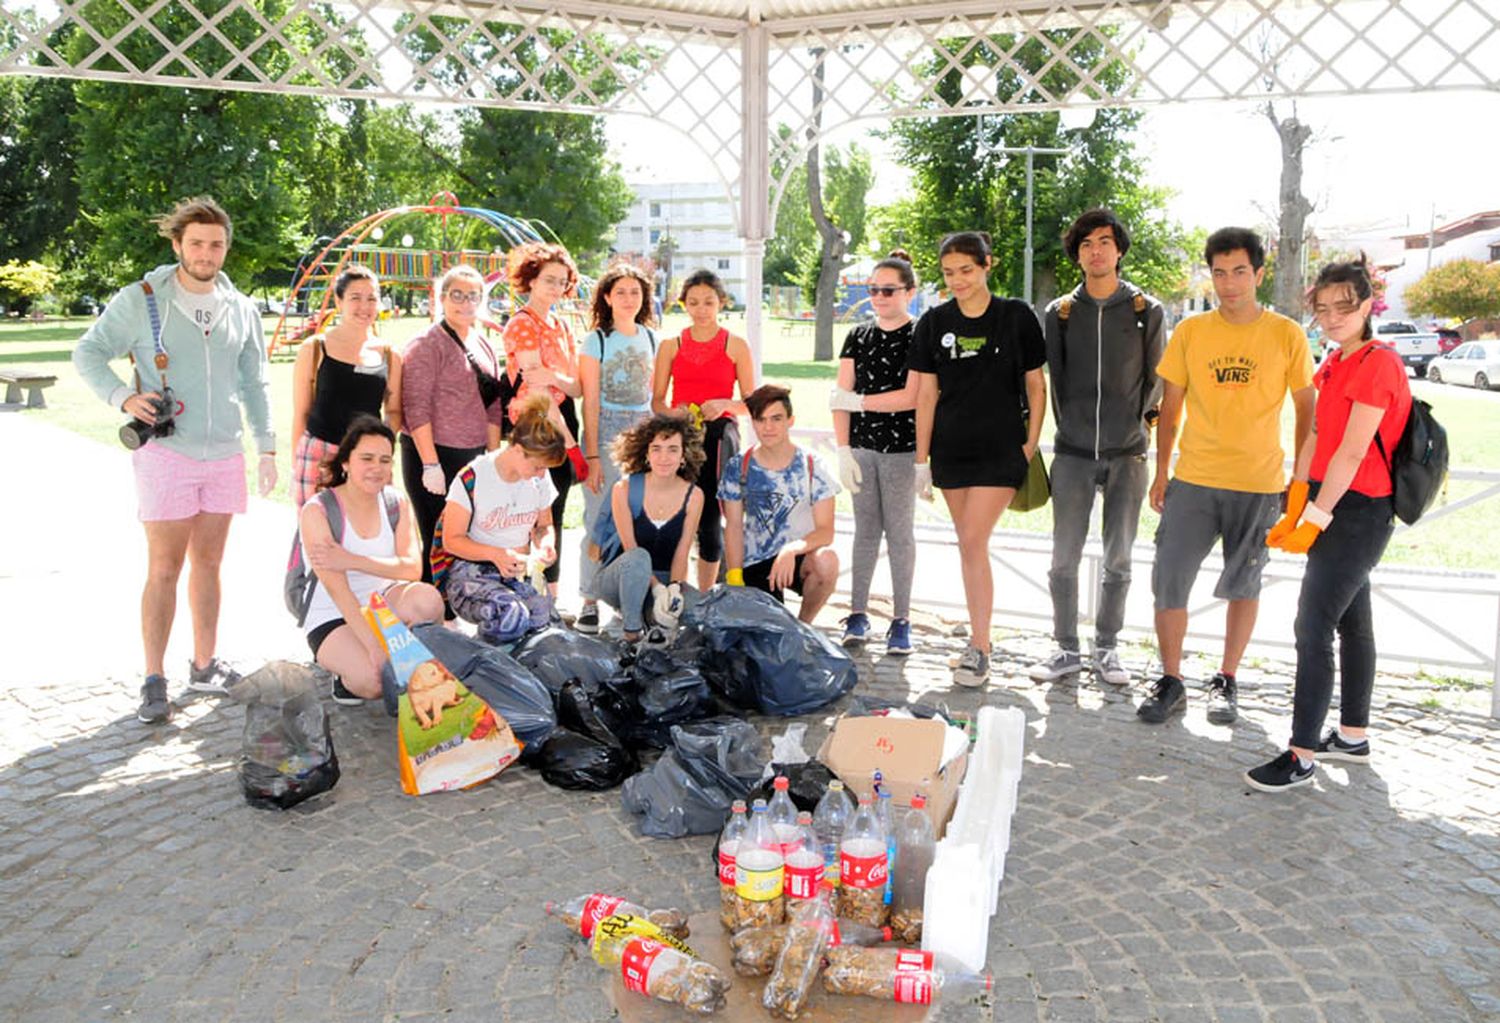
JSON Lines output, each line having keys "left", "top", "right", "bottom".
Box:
{"left": 398, "top": 13, "right": 635, "bottom": 269}
{"left": 0, "top": 259, "right": 61, "bottom": 314}
{"left": 1405, "top": 259, "right": 1500, "bottom": 323}
{"left": 881, "top": 28, "right": 1190, "bottom": 307}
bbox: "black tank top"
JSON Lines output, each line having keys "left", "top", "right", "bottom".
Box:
{"left": 306, "top": 349, "right": 389, "bottom": 444}
{"left": 629, "top": 476, "right": 693, "bottom": 581}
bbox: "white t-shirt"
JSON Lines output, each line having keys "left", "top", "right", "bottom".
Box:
{"left": 447, "top": 452, "right": 558, "bottom": 550}
{"left": 173, "top": 287, "right": 220, "bottom": 338}
{"left": 302, "top": 489, "right": 398, "bottom": 633}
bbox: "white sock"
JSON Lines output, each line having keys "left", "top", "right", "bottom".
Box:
{"left": 1295, "top": 752, "right": 1313, "bottom": 770}
{"left": 1337, "top": 728, "right": 1365, "bottom": 746}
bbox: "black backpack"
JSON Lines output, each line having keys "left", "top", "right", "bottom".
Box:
{"left": 1375, "top": 396, "right": 1448, "bottom": 525}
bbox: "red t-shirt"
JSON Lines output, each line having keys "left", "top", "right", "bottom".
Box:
{"left": 1310, "top": 342, "right": 1411, "bottom": 498}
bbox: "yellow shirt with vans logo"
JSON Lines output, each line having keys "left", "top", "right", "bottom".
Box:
{"left": 1157, "top": 308, "right": 1313, "bottom": 494}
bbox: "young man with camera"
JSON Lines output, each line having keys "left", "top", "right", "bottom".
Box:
{"left": 73, "top": 197, "right": 276, "bottom": 724}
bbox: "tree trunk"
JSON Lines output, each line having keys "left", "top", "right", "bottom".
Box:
{"left": 806, "top": 49, "right": 845, "bottom": 362}
{"left": 1266, "top": 101, "right": 1313, "bottom": 318}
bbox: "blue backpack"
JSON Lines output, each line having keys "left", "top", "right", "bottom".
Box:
{"left": 586, "top": 473, "right": 647, "bottom": 567}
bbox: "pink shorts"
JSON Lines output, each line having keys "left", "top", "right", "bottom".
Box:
{"left": 133, "top": 445, "right": 247, "bottom": 521}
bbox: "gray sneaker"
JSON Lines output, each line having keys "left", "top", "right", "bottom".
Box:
{"left": 1029, "top": 648, "right": 1083, "bottom": 683}
{"left": 1091, "top": 647, "right": 1130, "bottom": 687}
{"left": 137, "top": 675, "right": 171, "bottom": 724}
{"left": 186, "top": 657, "right": 240, "bottom": 694}
{"left": 952, "top": 646, "right": 991, "bottom": 688}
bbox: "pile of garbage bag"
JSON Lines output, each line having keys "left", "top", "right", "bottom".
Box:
{"left": 620, "top": 717, "right": 766, "bottom": 838}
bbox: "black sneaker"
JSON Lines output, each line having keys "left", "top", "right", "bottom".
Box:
{"left": 1206, "top": 672, "right": 1238, "bottom": 724}
{"left": 331, "top": 677, "right": 365, "bottom": 707}
{"left": 186, "top": 657, "right": 240, "bottom": 694}
{"left": 1315, "top": 729, "right": 1370, "bottom": 763}
{"left": 1137, "top": 675, "right": 1186, "bottom": 723}
{"left": 137, "top": 675, "right": 172, "bottom": 724}
{"left": 1245, "top": 750, "right": 1315, "bottom": 792}
{"left": 575, "top": 604, "right": 601, "bottom": 635}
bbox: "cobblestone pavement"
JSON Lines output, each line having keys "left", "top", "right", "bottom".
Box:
{"left": 2, "top": 415, "right": 1498, "bottom": 1022}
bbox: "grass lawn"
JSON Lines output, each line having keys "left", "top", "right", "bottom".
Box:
{"left": 7, "top": 312, "right": 1499, "bottom": 569}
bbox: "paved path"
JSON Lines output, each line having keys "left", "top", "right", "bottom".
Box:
{"left": 2, "top": 413, "right": 1497, "bottom": 1022}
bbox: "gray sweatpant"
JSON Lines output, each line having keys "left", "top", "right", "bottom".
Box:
{"left": 1047, "top": 451, "right": 1149, "bottom": 652}
{"left": 849, "top": 448, "right": 916, "bottom": 619}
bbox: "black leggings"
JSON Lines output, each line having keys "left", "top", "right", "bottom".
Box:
{"left": 693, "top": 416, "right": 739, "bottom": 564}
{"left": 541, "top": 398, "right": 579, "bottom": 586}
{"left": 1289, "top": 488, "right": 1395, "bottom": 749}
{"left": 399, "top": 433, "right": 485, "bottom": 585}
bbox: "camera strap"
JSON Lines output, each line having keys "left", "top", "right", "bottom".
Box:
{"left": 130, "top": 281, "right": 170, "bottom": 394}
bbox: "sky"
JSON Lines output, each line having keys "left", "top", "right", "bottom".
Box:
{"left": 605, "top": 89, "right": 1499, "bottom": 250}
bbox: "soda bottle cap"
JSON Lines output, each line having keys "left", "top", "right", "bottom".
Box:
{"left": 828, "top": 779, "right": 844, "bottom": 791}
{"left": 731, "top": 799, "right": 747, "bottom": 812}
{"left": 752, "top": 798, "right": 768, "bottom": 810}
{"left": 796, "top": 811, "right": 812, "bottom": 824}
{"left": 773, "top": 776, "right": 789, "bottom": 791}
{"left": 911, "top": 794, "right": 927, "bottom": 809}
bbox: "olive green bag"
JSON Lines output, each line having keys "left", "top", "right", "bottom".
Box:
{"left": 1009, "top": 340, "right": 1050, "bottom": 513}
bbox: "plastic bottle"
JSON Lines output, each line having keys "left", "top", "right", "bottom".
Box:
{"left": 733, "top": 798, "right": 786, "bottom": 928}
{"left": 891, "top": 791, "right": 936, "bottom": 943}
{"left": 838, "top": 794, "right": 889, "bottom": 927}
{"left": 717, "top": 800, "right": 748, "bottom": 930}
{"left": 823, "top": 946, "right": 994, "bottom": 1005}
{"left": 763, "top": 890, "right": 836, "bottom": 1018}
{"left": 767, "top": 775, "right": 800, "bottom": 854}
{"left": 544, "top": 892, "right": 690, "bottom": 941}
{"left": 590, "top": 914, "right": 731, "bottom": 1014}
{"left": 873, "top": 771, "right": 896, "bottom": 905}
{"left": 783, "top": 811, "right": 825, "bottom": 901}
{"left": 812, "top": 778, "right": 854, "bottom": 888}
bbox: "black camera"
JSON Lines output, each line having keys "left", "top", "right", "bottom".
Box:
{"left": 119, "top": 387, "right": 176, "bottom": 450}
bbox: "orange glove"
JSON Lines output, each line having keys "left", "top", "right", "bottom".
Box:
{"left": 1274, "top": 504, "right": 1332, "bottom": 555}
{"left": 1266, "top": 480, "right": 1310, "bottom": 547}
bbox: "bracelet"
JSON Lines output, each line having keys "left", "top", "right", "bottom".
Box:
{"left": 586, "top": 454, "right": 600, "bottom": 460}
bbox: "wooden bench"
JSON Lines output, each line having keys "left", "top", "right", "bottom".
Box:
{"left": 0, "top": 367, "right": 59, "bottom": 409}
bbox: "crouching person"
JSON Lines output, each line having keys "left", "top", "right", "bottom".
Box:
{"left": 440, "top": 395, "right": 566, "bottom": 645}
{"left": 301, "top": 416, "right": 445, "bottom": 704}
{"left": 595, "top": 413, "right": 707, "bottom": 644}
{"left": 721, "top": 385, "right": 840, "bottom": 624}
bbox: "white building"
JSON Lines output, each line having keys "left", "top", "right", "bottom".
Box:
{"left": 613, "top": 182, "right": 745, "bottom": 307}
{"left": 1382, "top": 211, "right": 1500, "bottom": 322}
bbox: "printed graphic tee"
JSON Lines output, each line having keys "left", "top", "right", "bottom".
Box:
{"left": 583, "top": 327, "right": 655, "bottom": 413}
{"left": 839, "top": 319, "right": 916, "bottom": 453}
{"left": 1156, "top": 308, "right": 1314, "bottom": 493}
{"left": 718, "top": 447, "right": 839, "bottom": 565}
{"left": 447, "top": 452, "right": 559, "bottom": 549}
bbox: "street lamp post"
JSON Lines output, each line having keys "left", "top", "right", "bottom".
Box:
{"left": 975, "top": 139, "right": 1069, "bottom": 308}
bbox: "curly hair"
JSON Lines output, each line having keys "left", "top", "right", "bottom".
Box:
{"left": 508, "top": 394, "right": 568, "bottom": 466}
{"left": 508, "top": 241, "right": 578, "bottom": 297}
{"left": 610, "top": 413, "right": 705, "bottom": 482}
{"left": 590, "top": 262, "right": 657, "bottom": 333}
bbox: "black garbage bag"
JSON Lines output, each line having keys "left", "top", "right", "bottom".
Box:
{"left": 409, "top": 624, "right": 558, "bottom": 749}
{"left": 621, "top": 716, "right": 765, "bottom": 838}
{"left": 513, "top": 626, "right": 623, "bottom": 699}
{"left": 557, "top": 679, "right": 637, "bottom": 769}
{"left": 538, "top": 728, "right": 637, "bottom": 791}
{"left": 631, "top": 647, "right": 717, "bottom": 724}
{"left": 745, "top": 761, "right": 838, "bottom": 815}
{"left": 235, "top": 661, "right": 340, "bottom": 811}
{"left": 672, "top": 587, "right": 858, "bottom": 716}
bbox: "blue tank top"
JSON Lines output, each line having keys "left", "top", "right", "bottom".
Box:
{"left": 626, "top": 474, "right": 694, "bottom": 582}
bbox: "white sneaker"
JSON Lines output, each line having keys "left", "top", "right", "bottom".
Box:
{"left": 1092, "top": 646, "right": 1130, "bottom": 687}
{"left": 1028, "top": 648, "right": 1083, "bottom": 683}
{"left": 952, "top": 646, "right": 991, "bottom": 688}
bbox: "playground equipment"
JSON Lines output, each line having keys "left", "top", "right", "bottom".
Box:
{"left": 269, "top": 192, "right": 591, "bottom": 355}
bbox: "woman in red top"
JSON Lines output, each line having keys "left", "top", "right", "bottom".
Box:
{"left": 1246, "top": 257, "right": 1413, "bottom": 792}
{"left": 503, "top": 242, "right": 586, "bottom": 596}
{"left": 651, "top": 269, "right": 755, "bottom": 590}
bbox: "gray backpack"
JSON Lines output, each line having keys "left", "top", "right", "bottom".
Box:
{"left": 284, "top": 488, "right": 400, "bottom": 625}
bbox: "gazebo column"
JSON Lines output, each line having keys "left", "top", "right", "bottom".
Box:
{"left": 739, "top": 21, "right": 769, "bottom": 382}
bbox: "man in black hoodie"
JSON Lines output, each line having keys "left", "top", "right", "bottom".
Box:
{"left": 1029, "top": 209, "right": 1165, "bottom": 689}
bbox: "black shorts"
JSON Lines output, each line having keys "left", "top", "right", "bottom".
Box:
{"left": 933, "top": 450, "right": 1028, "bottom": 490}
{"left": 307, "top": 618, "right": 345, "bottom": 658}
{"left": 743, "top": 554, "right": 806, "bottom": 603}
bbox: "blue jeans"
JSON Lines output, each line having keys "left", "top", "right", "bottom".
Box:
{"left": 1290, "top": 489, "right": 1394, "bottom": 750}
{"left": 595, "top": 547, "right": 657, "bottom": 633}
{"left": 1047, "top": 451, "right": 1149, "bottom": 651}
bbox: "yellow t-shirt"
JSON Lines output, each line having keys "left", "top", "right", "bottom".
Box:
{"left": 1157, "top": 309, "right": 1314, "bottom": 493}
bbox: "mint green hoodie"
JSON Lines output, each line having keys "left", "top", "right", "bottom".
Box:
{"left": 72, "top": 263, "right": 275, "bottom": 459}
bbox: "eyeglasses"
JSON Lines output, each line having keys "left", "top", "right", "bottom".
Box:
{"left": 868, "top": 285, "right": 908, "bottom": 297}
{"left": 537, "top": 275, "right": 571, "bottom": 290}
{"left": 445, "top": 290, "right": 482, "bottom": 304}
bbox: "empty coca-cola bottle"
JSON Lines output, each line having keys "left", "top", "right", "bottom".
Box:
{"left": 767, "top": 774, "right": 800, "bottom": 854}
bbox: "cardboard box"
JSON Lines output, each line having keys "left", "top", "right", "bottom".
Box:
{"left": 817, "top": 715, "right": 969, "bottom": 839}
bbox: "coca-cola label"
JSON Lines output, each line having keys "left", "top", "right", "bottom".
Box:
{"left": 784, "top": 859, "right": 823, "bottom": 900}
{"left": 717, "top": 848, "right": 736, "bottom": 887}
{"left": 621, "top": 938, "right": 665, "bottom": 996}
{"left": 839, "top": 849, "right": 888, "bottom": 890}
{"left": 893, "top": 950, "right": 935, "bottom": 1004}
{"left": 579, "top": 893, "right": 625, "bottom": 940}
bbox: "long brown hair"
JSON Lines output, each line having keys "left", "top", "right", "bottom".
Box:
{"left": 590, "top": 263, "right": 657, "bottom": 333}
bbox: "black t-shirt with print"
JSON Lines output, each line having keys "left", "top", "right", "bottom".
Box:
{"left": 838, "top": 319, "right": 916, "bottom": 453}
{"left": 907, "top": 296, "right": 1045, "bottom": 463}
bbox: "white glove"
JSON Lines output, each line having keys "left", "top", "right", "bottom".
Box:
{"left": 651, "top": 580, "right": 685, "bottom": 629}
{"left": 257, "top": 453, "right": 277, "bottom": 497}
{"left": 829, "top": 386, "right": 865, "bottom": 413}
{"left": 836, "top": 445, "right": 862, "bottom": 495}
{"left": 914, "top": 461, "right": 933, "bottom": 502}
{"left": 422, "top": 463, "right": 446, "bottom": 496}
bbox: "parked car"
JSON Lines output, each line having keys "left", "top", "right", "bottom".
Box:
{"left": 1426, "top": 341, "right": 1500, "bottom": 390}
{"left": 1387, "top": 331, "right": 1443, "bottom": 377}
{"left": 1435, "top": 327, "right": 1463, "bottom": 353}
{"left": 1374, "top": 319, "right": 1419, "bottom": 336}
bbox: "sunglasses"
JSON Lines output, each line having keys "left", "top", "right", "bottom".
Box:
{"left": 868, "top": 285, "right": 908, "bottom": 297}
